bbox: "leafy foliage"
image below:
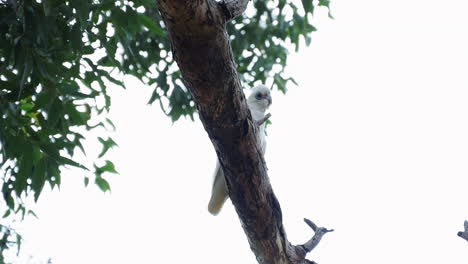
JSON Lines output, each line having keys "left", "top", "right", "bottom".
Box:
{"left": 0, "top": 224, "right": 22, "bottom": 264}
{"left": 0, "top": 0, "right": 329, "bottom": 260}
{"left": 230, "top": 0, "right": 317, "bottom": 91}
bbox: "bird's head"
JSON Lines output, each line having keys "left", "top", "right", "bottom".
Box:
{"left": 247, "top": 84, "right": 272, "bottom": 111}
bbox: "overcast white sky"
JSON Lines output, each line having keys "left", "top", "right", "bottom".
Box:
{"left": 7, "top": 0, "right": 468, "bottom": 263}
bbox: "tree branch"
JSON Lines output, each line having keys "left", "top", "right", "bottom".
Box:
{"left": 219, "top": 0, "right": 250, "bottom": 21}
{"left": 457, "top": 220, "right": 468, "bottom": 242}
{"left": 256, "top": 113, "right": 271, "bottom": 126}
{"left": 156, "top": 1, "right": 330, "bottom": 263}
{"left": 301, "top": 218, "right": 333, "bottom": 253}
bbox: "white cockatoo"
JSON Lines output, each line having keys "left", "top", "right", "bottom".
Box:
{"left": 208, "top": 84, "right": 272, "bottom": 215}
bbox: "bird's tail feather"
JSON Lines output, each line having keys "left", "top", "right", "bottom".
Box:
{"left": 208, "top": 164, "right": 228, "bottom": 215}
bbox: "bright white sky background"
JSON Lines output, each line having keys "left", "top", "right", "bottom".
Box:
{"left": 7, "top": 0, "right": 468, "bottom": 263}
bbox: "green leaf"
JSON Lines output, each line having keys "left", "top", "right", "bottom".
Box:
{"left": 15, "top": 204, "right": 26, "bottom": 220}
{"left": 16, "top": 148, "right": 33, "bottom": 196}
{"left": 32, "top": 145, "right": 42, "bottom": 165}
{"left": 301, "top": 0, "right": 314, "bottom": 13}
{"left": 95, "top": 176, "right": 111, "bottom": 192}
{"left": 83, "top": 45, "right": 94, "bottom": 55}
{"left": 147, "top": 88, "right": 160, "bottom": 104}
{"left": 70, "top": 23, "right": 83, "bottom": 51}
{"left": 35, "top": 91, "right": 55, "bottom": 108}
{"left": 318, "top": 0, "right": 331, "bottom": 7}
{"left": 105, "top": 118, "right": 116, "bottom": 130}
{"left": 59, "top": 82, "right": 80, "bottom": 94}
{"left": 3, "top": 186, "right": 15, "bottom": 210}
{"left": 20, "top": 103, "right": 34, "bottom": 112}
{"left": 15, "top": 233, "right": 22, "bottom": 254}
{"left": 99, "top": 160, "right": 118, "bottom": 174}
{"left": 42, "top": 0, "right": 53, "bottom": 16}
{"left": 47, "top": 98, "right": 63, "bottom": 128}
{"left": 46, "top": 160, "right": 61, "bottom": 189}
{"left": 98, "top": 137, "right": 118, "bottom": 158}
{"left": 137, "top": 14, "right": 166, "bottom": 37}
{"left": 104, "top": 94, "right": 111, "bottom": 110}
{"left": 27, "top": 210, "right": 38, "bottom": 219}
{"left": 287, "top": 77, "right": 298, "bottom": 86}
{"left": 2, "top": 210, "right": 11, "bottom": 219}
{"left": 32, "top": 158, "right": 47, "bottom": 202}
{"left": 273, "top": 73, "right": 288, "bottom": 93}
{"left": 318, "top": 0, "right": 334, "bottom": 18}
{"left": 19, "top": 54, "right": 33, "bottom": 99}
{"left": 102, "top": 72, "right": 124, "bottom": 87}
{"left": 57, "top": 156, "right": 88, "bottom": 170}
{"left": 65, "top": 102, "right": 89, "bottom": 125}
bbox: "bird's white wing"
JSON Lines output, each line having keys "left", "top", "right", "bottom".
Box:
{"left": 251, "top": 107, "right": 267, "bottom": 154}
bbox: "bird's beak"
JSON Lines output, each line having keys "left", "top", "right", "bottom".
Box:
{"left": 266, "top": 95, "right": 272, "bottom": 105}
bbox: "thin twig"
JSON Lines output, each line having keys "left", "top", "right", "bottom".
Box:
{"left": 457, "top": 220, "right": 468, "bottom": 242}
{"left": 301, "top": 218, "right": 334, "bottom": 253}
{"left": 256, "top": 113, "right": 271, "bottom": 127}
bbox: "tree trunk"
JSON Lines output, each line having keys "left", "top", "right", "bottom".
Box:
{"left": 156, "top": 1, "right": 330, "bottom": 263}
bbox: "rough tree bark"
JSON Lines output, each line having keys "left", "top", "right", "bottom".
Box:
{"left": 156, "top": 1, "right": 331, "bottom": 263}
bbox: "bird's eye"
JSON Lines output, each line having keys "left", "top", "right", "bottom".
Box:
{"left": 255, "top": 93, "right": 262, "bottom": 100}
